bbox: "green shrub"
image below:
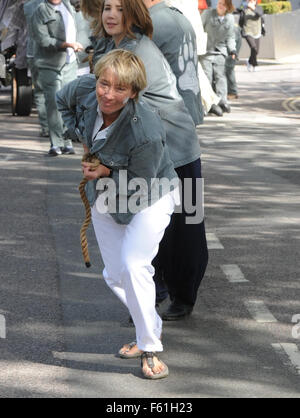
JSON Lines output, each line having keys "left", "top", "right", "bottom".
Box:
{"left": 261, "top": 1, "right": 292, "bottom": 14}
{"left": 281, "top": 1, "right": 292, "bottom": 11}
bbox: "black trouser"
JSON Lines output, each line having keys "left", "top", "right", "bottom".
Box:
{"left": 245, "top": 35, "right": 260, "bottom": 67}
{"left": 153, "top": 158, "right": 209, "bottom": 307}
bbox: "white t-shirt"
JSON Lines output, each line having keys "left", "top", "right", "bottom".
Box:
{"left": 92, "top": 107, "right": 116, "bottom": 142}
{"left": 54, "top": 2, "right": 76, "bottom": 63}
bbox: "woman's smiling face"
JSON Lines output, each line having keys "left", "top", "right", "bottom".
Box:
{"left": 102, "top": 0, "right": 125, "bottom": 45}
{"left": 96, "top": 68, "right": 136, "bottom": 120}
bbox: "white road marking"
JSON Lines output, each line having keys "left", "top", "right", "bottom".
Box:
{"left": 206, "top": 233, "right": 224, "bottom": 249}
{"left": 244, "top": 300, "right": 278, "bottom": 323}
{"left": 282, "top": 97, "right": 300, "bottom": 112}
{"left": 0, "top": 154, "right": 13, "bottom": 162}
{"left": 272, "top": 343, "right": 300, "bottom": 375}
{"left": 220, "top": 264, "right": 248, "bottom": 283}
{"left": 0, "top": 314, "right": 6, "bottom": 339}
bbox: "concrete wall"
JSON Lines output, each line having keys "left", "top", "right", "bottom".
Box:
{"left": 238, "top": 10, "right": 300, "bottom": 60}
{"left": 290, "top": 0, "right": 300, "bottom": 10}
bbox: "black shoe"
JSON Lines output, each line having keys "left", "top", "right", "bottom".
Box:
{"left": 162, "top": 300, "right": 193, "bottom": 321}
{"left": 40, "top": 129, "right": 49, "bottom": 138}
{"left": 61, "top": 146, "right": 75, "bottom": 155}
{"left": 208, "top": 104, "right": 223, "bottom": 117}
{"left": 48, "top": 146, "right": 62, "bottom": 157}
{"left": 219, "top": 103, "right": 231, "bottom": 113}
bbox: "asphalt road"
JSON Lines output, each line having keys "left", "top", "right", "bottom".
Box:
{"left": 0, "top": 60, "right": 300, "bottom": 399}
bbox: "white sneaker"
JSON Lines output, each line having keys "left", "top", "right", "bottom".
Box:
{"left": 253, "top": 66, "right": 257, "bottom": 72}
{"left": 247, "top": 61, "right": 253, "bottom": 72}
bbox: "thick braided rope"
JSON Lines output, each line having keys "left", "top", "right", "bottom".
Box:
{"left": 79, "top": 154, "right": 100, "bottom": 268}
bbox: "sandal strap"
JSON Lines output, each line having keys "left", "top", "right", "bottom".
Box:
{"left": 141, "top": 351, "right": 157, "bottom": 369}
{"left": 128, "top": 341, "right": 137, "bottom": 349}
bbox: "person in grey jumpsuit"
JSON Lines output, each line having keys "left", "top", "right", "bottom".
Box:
{"left": 24, "top": 0, "right": 49, "bottom": 137}
{"left": 200, "top": 0, "right": 236, "bottom": 113}
{"left": 31, "top": 0, "right": 83, "bottom": 156}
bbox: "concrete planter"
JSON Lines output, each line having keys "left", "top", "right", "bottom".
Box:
{"left": 290, "top": 0, "right": 300, "bottom": 10}
{"left": 238, "top": 9, "right": 300, "bottom": 60}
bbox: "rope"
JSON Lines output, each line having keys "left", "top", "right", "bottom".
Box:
{"left": 78, "top": 153, "right": 100, "bottom": 268}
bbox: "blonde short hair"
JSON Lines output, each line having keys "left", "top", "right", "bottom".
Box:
{"left": 93, "top": 50, "right": 147, "bottom": 100}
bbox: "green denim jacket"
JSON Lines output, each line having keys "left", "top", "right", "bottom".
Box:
{"left": 31, "top": 0, "right": 78, "bottom": 70}
{"left": 56, "top": 75, "right": 178, "bottom": 225}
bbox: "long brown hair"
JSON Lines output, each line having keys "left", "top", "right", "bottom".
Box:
{"left": 80, "top": 0, "right": 103, "bottom": 36}
{"left": 99, "top": 0, "right": 153, "bottom": 40}
{"left": 224, "top": 0, "right": 235, "bottom": 14}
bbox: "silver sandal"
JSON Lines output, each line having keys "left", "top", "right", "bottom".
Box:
{"left": 141, "top": 352, "right": 169, "bottom": 380}
{"left": 119, "top": 341, "right": 142, "bottom": 359}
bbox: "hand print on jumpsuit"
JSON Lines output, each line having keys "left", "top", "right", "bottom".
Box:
{"left": 178, "top": 34, "right": 200, "bottom": 96}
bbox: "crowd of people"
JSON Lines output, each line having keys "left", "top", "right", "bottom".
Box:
{"left": 0, "top": 0, "right": 265, "bottom": 380}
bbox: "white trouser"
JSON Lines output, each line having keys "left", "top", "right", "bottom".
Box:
{"left": 91, "top": 191, "right": 177, "bottom": 352}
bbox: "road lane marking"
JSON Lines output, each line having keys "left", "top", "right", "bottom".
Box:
{"left": 0, "top": 314, "right": 6, "bottom": 339}
{"left": 206, "top": 233, "right": 224, "bottom": 249}
{"left": 0, "top": 154, "right": 13, "bottom": 162}
{"left": 282, "top": 97, "right": 300, "bottom": 112}
{"left": 244, "top": 300, "right": 278, "bottom": 323}
{"left": 272, "top": 343, "right": 300, "bottom": 375}
{"left": 220, "top": 264, "right": 248, "bottom": 283}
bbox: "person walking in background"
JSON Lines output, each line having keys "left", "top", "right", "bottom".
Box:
{"left": 200, "top": 0, "right": 236, "bottom": 113}
{"left": 57, "top": 49, "right": 178, "bottom": 379}
{"left": 238, "top": 0, "right": 265, "bottom": 72}
{"left": 24, "top": 0, "right": 49, "bottom": 138}
{"left": 226, "top": 22, "right": 242, "bottom": 99}
{"left": 31, "top": 0, "right": 83, "bottom": 156}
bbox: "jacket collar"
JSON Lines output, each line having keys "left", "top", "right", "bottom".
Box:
{"left": 83, "top": 93, "right": 136, "bottom": 153}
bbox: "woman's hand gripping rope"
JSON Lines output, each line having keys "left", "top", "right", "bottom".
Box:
{"left": 79, "top": 153, "right": 110, "bottom": 268}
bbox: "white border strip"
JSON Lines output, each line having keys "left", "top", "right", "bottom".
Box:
{"left": 206, "top": 233, "right": 224, "bottom": 250}
{"left": 272, "top": 343, "right": 300, "bottom": 375}
{"left": 244, "top": 300, "right": 278, "bottom": 323}
{"left": 0, "top": 314, "right": 6, "bottom": 339}
{"left": 221, "top": 264, "right": 248, "bottom": 283}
